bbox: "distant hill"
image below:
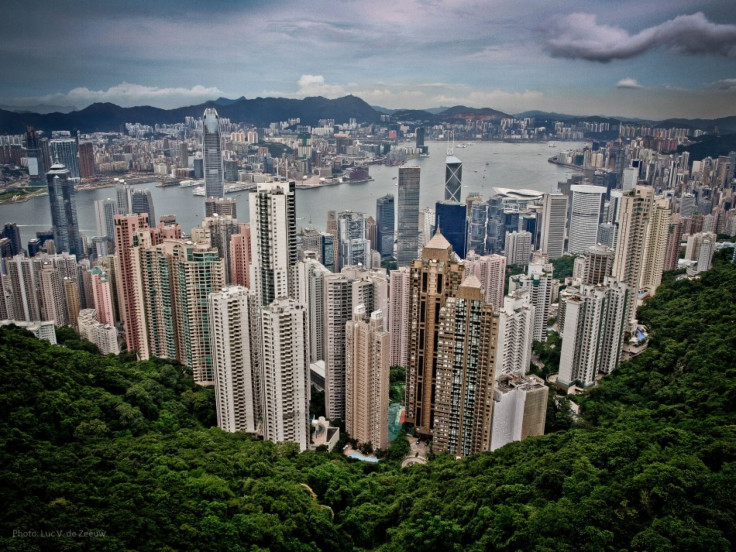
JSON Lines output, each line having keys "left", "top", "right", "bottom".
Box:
{"left": 0, "top": 95, "right": 382, "bottom": 134}
{"left": 2, "top": 94, "right": 735, "bottom": 136}
{"left": 678, "top": 133, "right": 736, "bottom": 163}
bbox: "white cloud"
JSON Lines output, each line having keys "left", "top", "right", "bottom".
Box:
{"left": 296, "top": 75, "right": 346, "bottom": 97}
{"left": 708, "top": 78, "right": 736, "bottom": 90}
{"left": 616, "top": 78, "right": 645, "bottom": 89}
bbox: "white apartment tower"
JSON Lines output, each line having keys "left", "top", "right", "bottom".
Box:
{"left": 558, "top": 277, "right": 629, "bottom": 388}
{"left": 260, "top": 298, "right": 311, "bottom": 451}
{"left": 249, "top": 181, "right": 297, "bottom": 308}
{"left": 209, "top": 286, "right": 261, "bottom": 434}
{"left": 568, "top": 185, "right": 605, "bottom": 255}
{"left": 495, "top": 289, "right": 535, "bottom": 379}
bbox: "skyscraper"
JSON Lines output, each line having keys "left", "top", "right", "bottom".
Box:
{"left": 495, "top": 289, "right": 535, "bottom": 380}
{"left": 78, "top": 142, "right": 95, "bottom": 179}
{"left": 444, "top": 155, "right": 462, "bottom": 203}
{"left": 49, "top": 139, "right": 79, "bottom": 179}
{"left": 540, "top": 193, "right": 568, "bottom": 259}
{"left": 296, "top": 258, "right": 331, "bottom": 363}
{"left": 94, "top": 199, "right": 117, "bottom": 241}
{"left": 663, "top": 214, "right": 684, "bottom": 272}
{"left": 558, "top": 277, "right": 629, "bottom": 388}
{"left": 115, "top": 180, "right": 131, "bottom": 215}
{"left": 509, "top": 262, "right": 554, "bottom": 342}
{"left": 376, "top": 194, "right": 395, "bottom": 258}
{"left": 435, "top": 201, "right": 467, "bottom": 258}
{"left": 568, "top": 185, "right": 605, "bottom": 255}
{"left": 345, "top": 306, "right": 390, "bottom": 450}
{"left": 203, "top": 108, "right": 224, "bottom": 198}
{"left": 613, "top": 185, "right": 653, "bottom": 332}
{"left": 130, "top": 189, "right": 156, "bottom": 225}
{"left": 505, "top": 230, "right": 532, "bottom": 266}
{"left": 337, "top": 211, "right": 370, "bottom": 270}
{"left": 397, "top": 167, "right": 420, "bottom": 267}
{"left": 465, "top": 253, "right": 507, "bottom": 311}
{"left": 389, "top": 266, "right": 411, "bottom": 367}
{"left": 229, "top": 223, "right": 251, "bottom": 287}
{"left": 432, "top": 274, "right": 498, "bottom": 456}
{"left": 2, "top": 223, "right": 22, "bottom": 256}
{"left": 209, "top": 286, "right": 261, "bottom": 434}
{"left": 260, "top": 298, "right": 311, "bottom": 451}
{"left": 405, "top": 232, "right": 466, "bottom": 436}
{"left": 583, "top": 244, "right": 613, "bottom": 285}
{"left": 47, "top": 163, "right": 83, "bottom": 257}
{"left": 249, "top": 181, "right": 297, "bottom": 308}
{"left": 114, "top": 213, "right": 150, "bottom": 356}
{"left": 639, "top": 197, "right": 671, "bottom": 295}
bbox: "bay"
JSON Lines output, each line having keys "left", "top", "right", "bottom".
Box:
{"left": 0, "top": 141, "right": 585, "bottom": 248}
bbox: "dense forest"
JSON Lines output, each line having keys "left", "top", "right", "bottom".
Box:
{"left": 1, "top": 254, "right": 735, "bottom": 551}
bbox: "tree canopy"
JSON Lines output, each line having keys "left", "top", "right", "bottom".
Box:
{"left": 1, "top": 256, "right": 736, "bottom": 550}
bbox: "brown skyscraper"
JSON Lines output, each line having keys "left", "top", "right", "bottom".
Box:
{"left": 78, "top": 142, "right": 95, "bottom": 178}
{"left": 433, "top": 274, "right": 498, "bottom": 456}
{"left": 114, "top": 213, "right": 150, "bottom": 356}
{"left": 404, "top": 232, "right": 465, "bottom": 436}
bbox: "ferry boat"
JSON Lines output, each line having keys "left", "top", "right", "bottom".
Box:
{"left": 180, "top": 179, "right": 202, "bottom": 188}
{"left": 193, "top": 186, "right": 206, "bottom": 196}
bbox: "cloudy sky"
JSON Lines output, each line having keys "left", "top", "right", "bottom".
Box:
{"left": 2, "top": 0, "right": 736, "bottom": 119}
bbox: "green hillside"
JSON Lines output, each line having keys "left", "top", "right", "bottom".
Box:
{"left": 1, "top": 254, "right": 736, "bottom": 551}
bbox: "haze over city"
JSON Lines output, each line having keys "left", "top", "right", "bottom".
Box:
{"left": 2, "top": 0, "right": 736, "bottom": 119}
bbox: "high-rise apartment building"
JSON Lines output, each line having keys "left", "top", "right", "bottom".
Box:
{"left": 465, "top": 253, "right": 506, "bottom": 311}
{"left": 389, "top": 267, "right": 411, "bottom": 368}
{"left": 209, "top": 286, "right": 261, "bottom": 434}
{"left": 260, "top": 298, "right": 311, "bottom": 451}
{"left": 613, "top": 185, "right": 653, "bottom": 332}
{"left": 47, "top": 164, "right": 83, "bottom": 257}
{"left": 509, "top": 262, "right": 555, "bottom": 342}
{"left": 345, "top": 306, "right": 390, "bottom": 450}
{"left": 444, "top": 155, "right": 462, "bottom": 203}
{"left": 490, "top": 374, "right": 548, "bottom": 451}
{"left": 505, "top": 230, "right": 532, "bottom": 266}
{"left": 249, "top": 181, "right": 297, "bottom": 308}
{"left": 5, "top": 255, "right": 41, "bottom": 322}
{"left": 432, "top": 275, "right": 498, "bottom": 456}
{"left": 583, "top": 244, "right": 613, "bottom": 285}
{"left": 405, "top": 233, "right": 466, "bottom": 436}
{"left": 376, "top": 194, "right": 395, "bottom": 258}
{"left": 397, "top": 167, "right": 420, "bottom": 267}
{"left": 202, "top": 108, "right": 224, "bottom": 198}
{"left": 640, "top": 197, "right": 671, "bottom": 295}
{"left": 296, "top": 259, "right": 331, "bottom": 363}
{"left": 205, "top": 197, "right": 237, "bottom": 219}
{"left": 170, "top": 242, "right": 225, "bottom": 385}
{"left": 323, "top": 273, "right": 353, "bottom": 420}
{"left": 495, "top": 289, "right": 535, "bottom": 380}
{"left": 229, "top": 223, "right": 251, "bottom": 287}
{"left": 568, "top": 185, "right": 605, "bottom": 254}
{"left": 114, "top": 213, "right": 150, "bottom": 356}
{"left": 337, "top": 211, "right": 370, "bottom": 270}
{"left": 540, "top": 193, "right": 568, "bottom": 259}
{"left": 90, "top": 267, "right": 116, "bottom": 326}
{"left": 663, "top": 214, "right": 684, "bottom": 272}
{"left": 558, "top": 277, "right": 629, "bottom": 388}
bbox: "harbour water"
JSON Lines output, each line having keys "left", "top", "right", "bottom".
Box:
{"left": 0, "top": 141, "right": 585, "bottom": 248}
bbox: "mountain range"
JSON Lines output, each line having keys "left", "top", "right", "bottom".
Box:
{"left": 1, "top": 95, "right": 735, "bottom": 134}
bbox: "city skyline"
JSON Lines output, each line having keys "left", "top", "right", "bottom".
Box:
{"left": 0, "top": 1, "right": 735, "bottom": 119}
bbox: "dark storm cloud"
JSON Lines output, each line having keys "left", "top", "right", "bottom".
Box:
{"left": 543, "top": 12, "right": 736, "bottom": 62}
